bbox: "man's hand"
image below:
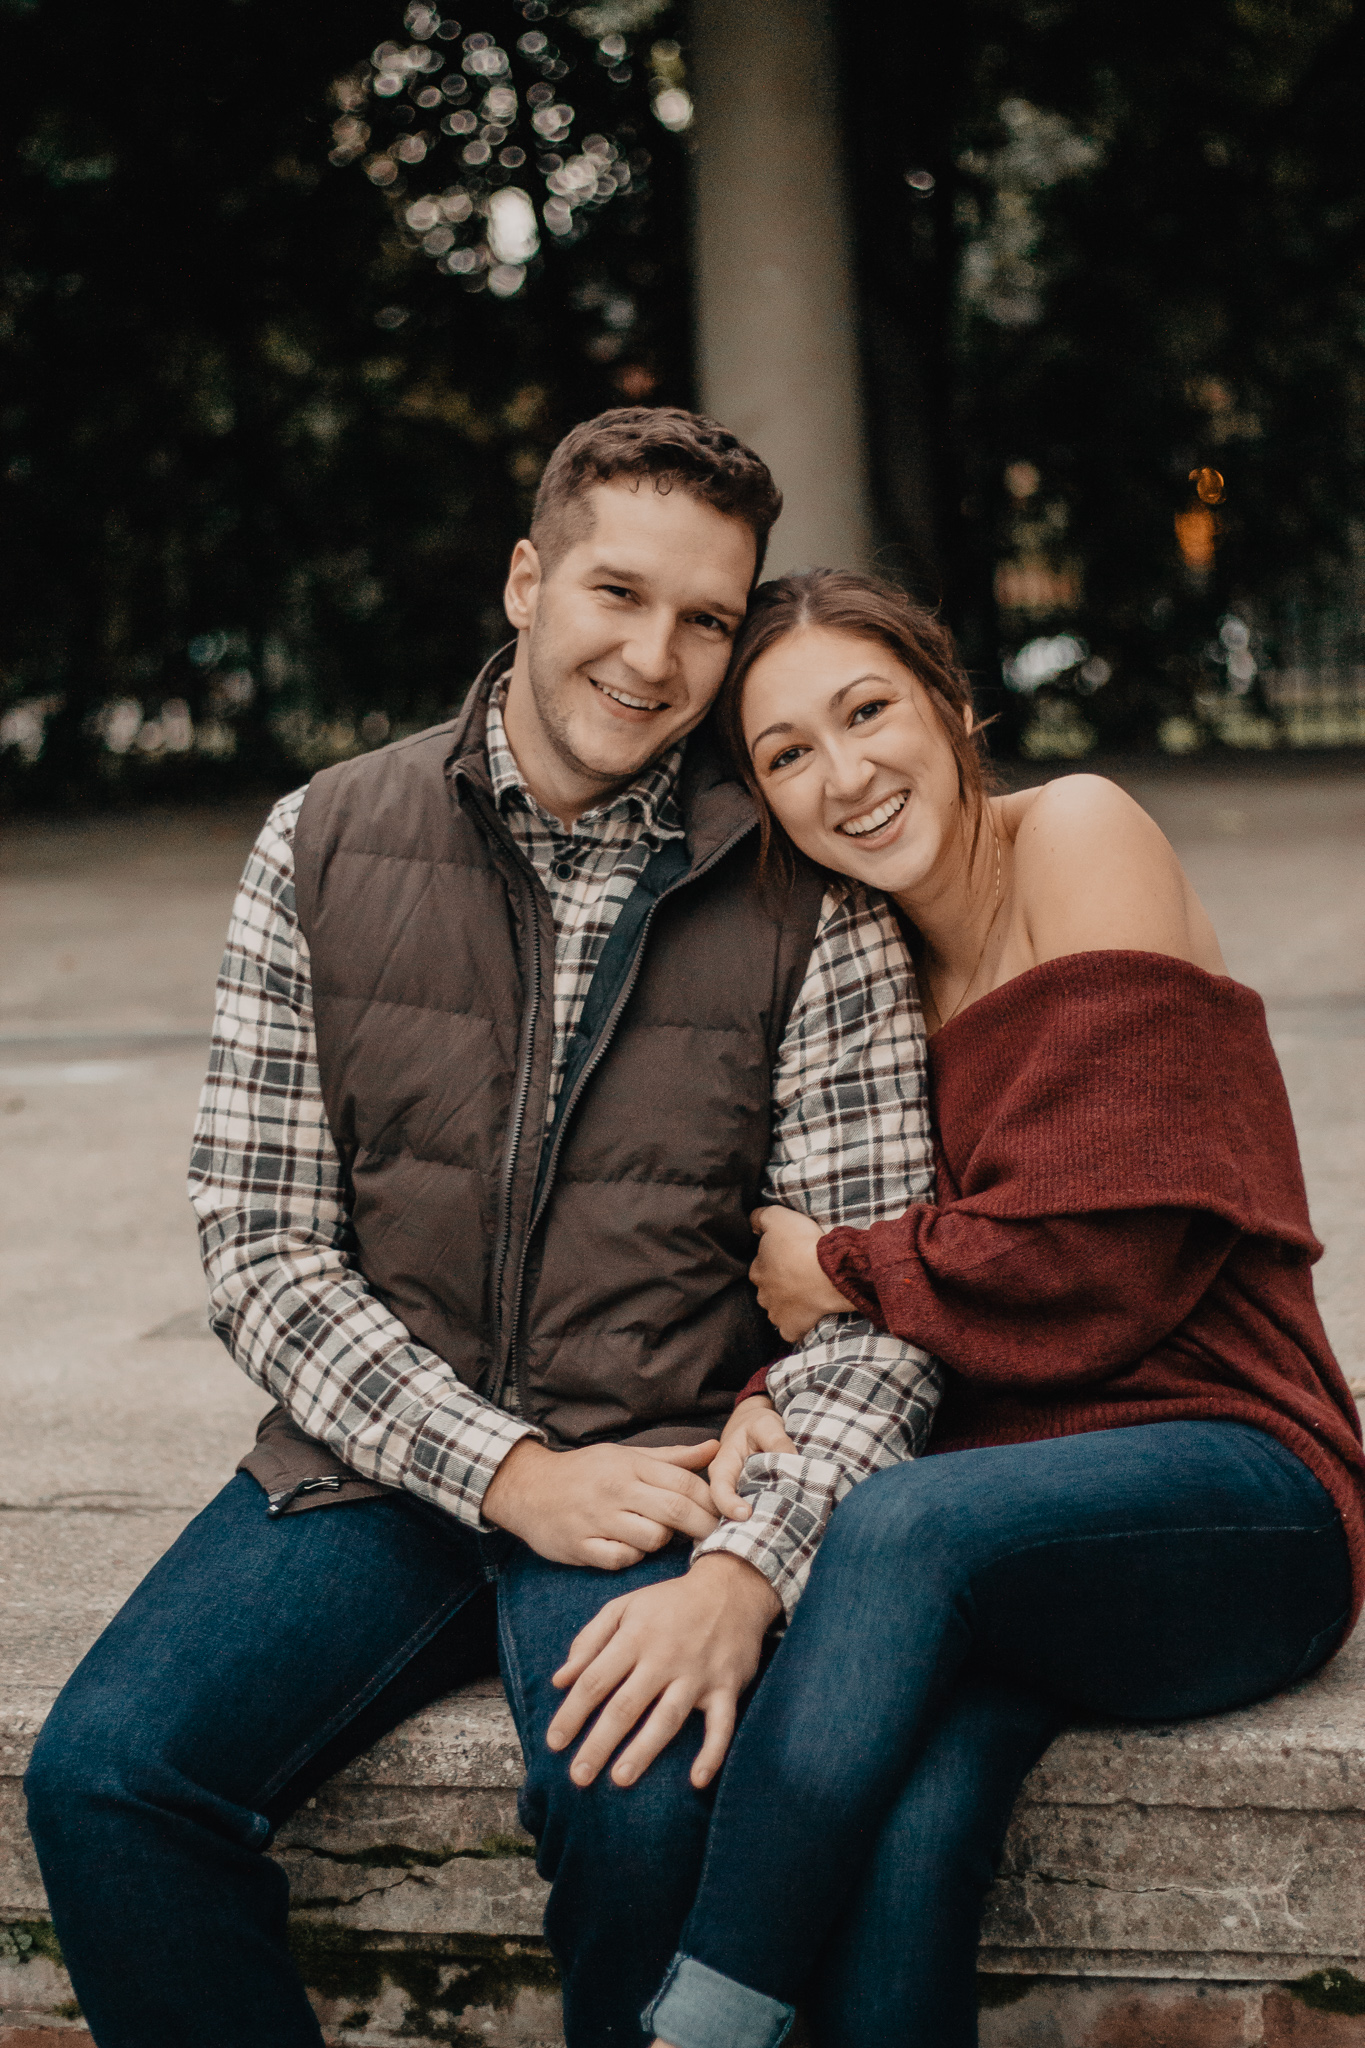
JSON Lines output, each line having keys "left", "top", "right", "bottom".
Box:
{"left": 481, "top": 1436, "right": 720, "bottom": 1570}
{"left": 547, "top": 1554, "right": 782, "bottom": 1789}
{"left": 750, "top": 1204, "right": 851, "bottom": 1343}
{"left": 709, "top": 1394, "right": 796, "bottom": 1520}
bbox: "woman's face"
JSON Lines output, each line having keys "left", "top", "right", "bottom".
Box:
{"left": 741, "top": 624, "right": 968, "bottom": 899}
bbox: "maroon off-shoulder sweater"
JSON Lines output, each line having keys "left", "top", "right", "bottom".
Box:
{"left": 753, "top": 952, "right": 1365, "bottom": 1625}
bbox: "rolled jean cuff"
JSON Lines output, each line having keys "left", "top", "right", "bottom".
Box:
{"left": 643, "top": 1954, "right": 795, "bottom": 2048}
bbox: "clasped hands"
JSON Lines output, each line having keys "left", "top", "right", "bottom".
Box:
{"left": 479, "top": 1204, "right": 847, "bottom": 1791}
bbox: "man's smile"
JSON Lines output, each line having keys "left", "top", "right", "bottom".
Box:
{"left": 836, "top": 789, "right": 909, "bottom": 841}
{"left": 591, "top": 677, "right": 668, "bottom": 715}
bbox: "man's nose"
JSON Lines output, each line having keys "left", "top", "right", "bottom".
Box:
{"left": 620, "top": 611, "right": 678, "bottom": 687}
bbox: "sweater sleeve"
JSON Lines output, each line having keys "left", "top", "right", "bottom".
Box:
{"left": 818, "top": 1205, "right": 1239, "bottom": 1391}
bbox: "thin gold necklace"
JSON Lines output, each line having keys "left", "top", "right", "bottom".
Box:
{"left": 932, "top": 817, "right": 1002, "bottom": 1031}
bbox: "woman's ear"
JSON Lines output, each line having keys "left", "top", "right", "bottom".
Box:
{"left": 962, "top": 703, "right": 976, "bottom": 737}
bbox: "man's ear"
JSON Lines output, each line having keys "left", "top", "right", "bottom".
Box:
{"left": 504, "top": 538, "right": 542, "bottom": 633}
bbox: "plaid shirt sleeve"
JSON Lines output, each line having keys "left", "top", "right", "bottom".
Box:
{"left": 187, "top": 792, "right": 541, "bottom": 1525}
{"left": 692, "top": 885, "right": 942, "bottom": 1617}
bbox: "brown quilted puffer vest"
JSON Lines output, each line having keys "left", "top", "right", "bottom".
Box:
{"left": 285, "top": 657, "right": 824, "bottom": 1458}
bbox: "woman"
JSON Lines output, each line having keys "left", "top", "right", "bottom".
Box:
{"left": 640, "top": 570, "right": 1364, "bottom": 2048}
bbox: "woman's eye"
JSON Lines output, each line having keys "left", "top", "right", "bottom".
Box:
{"left": 767, "top": 745, "right": 803, "bottom": 772}
{"left": 850, "top": 699, "right": 888, "bottom": 726}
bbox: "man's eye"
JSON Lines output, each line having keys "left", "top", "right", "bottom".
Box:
{"left": 691, "top": 612, "right": 728, "bottom": 634}
{"left": 850, "top": 699, "right": 888, "bottom": 726}
{"left": 599, "top": 583, "right": 635, "bottom": 601}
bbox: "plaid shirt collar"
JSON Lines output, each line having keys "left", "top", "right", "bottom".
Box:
{"left": 483, "top": 675, "right": 686, "bottom": 847}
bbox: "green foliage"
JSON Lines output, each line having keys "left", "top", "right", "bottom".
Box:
{"left": 4, "top": 0, "right": 1362, "bottom": 793}
{"left": 0, "top": 0, "right": 688, "bottom": 806}
{"left": 947, "top": 0, "right": 1365, "bottom": 752}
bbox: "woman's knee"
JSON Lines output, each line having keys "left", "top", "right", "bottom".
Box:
{"left": 824, "top": 1458, "right": 970, "bottom": 1568}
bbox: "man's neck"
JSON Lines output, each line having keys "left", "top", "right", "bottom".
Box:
{"left": 499, "top": 660, "right": 657, "bottom": 829}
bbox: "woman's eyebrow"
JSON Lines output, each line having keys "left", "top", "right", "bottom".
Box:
{"left": 830, "top": 673, "right": 892, "bottom": 706}
{"left": 750, "top": 721, "right": 794, "bottom": 750}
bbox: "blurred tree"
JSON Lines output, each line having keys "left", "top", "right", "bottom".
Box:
{"left": 933, "top": 0, "right": 1365, "bottom": 754}
{"left": 0, "top": 0, "right": 689, "bottom": 805}
{"left": 5, "top": 0, "right": 1364, "bottom": 801}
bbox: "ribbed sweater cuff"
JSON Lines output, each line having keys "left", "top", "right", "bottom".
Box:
{"left": 817, "top": 1225, "right": 883, "bottom": 1322}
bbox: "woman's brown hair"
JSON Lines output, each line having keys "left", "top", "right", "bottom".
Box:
{"left": 715, "top": 569, "right": 997, "bottom": 885}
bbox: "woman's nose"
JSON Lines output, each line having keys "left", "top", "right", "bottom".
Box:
{"left": 823, "top": 741, "right": 876, "bottom": 801}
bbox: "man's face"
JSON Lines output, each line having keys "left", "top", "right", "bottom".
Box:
{"left": 502, "top": 479, "right": 756, "bottom": 813}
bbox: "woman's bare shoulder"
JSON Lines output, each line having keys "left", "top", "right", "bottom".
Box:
{"left": 999, "top": 776, "right": 1226, "bottom": 972}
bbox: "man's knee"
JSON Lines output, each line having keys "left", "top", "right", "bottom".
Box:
{"left": 25, "top": 1686, "right": 144, "bottom": 1841}
{"left": 521, "top": 1729, "right": 712, "bottom": 1898}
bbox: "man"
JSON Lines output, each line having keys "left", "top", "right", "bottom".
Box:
{"left": 26, "top": 408, "right": 938, "bottom": 2045}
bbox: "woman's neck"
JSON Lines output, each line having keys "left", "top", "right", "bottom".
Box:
{"left": 895, "top": 803, "right": 1010, "bottom": 1030}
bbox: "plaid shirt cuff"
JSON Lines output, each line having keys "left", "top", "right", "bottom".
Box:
{"left": 693, "top": 1453, "right": 852, "bottom": 1619}
{"left": 400, "top": 1398, "right": 544, "bottom": 1528}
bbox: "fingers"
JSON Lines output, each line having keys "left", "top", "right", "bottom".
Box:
{"left": 638, "top": 1439, "right": 721, "bottom": 1470}
{"left": 611, "top": 1682, "right": 699, "bottom": 1787}
{"left": 750, "top": 1205, "right": 777, "bottom": 1234}
{"left": 546, "top": 1634, "right": 637, "bottom": 1752}
{"left": 691, "top": 1694, "right": 738, "bottom": 1789}
{"left": 753, "top": 1412, "right": 797, "bottom": 1457}
{"left": 637, "top": 1461, "right": 717, "bottom": 1512}
{"left": 707, "top": 1440, "right": 751, "bottom": 1520}
{"left": 627, "top": 1485, "right": 718, "bottom": 1544}
{"left": 630, "top": 1467, "right": 720, "bottom": 1541}
{"left": 568, "top": 1672, "right": 665, "bottom": 1785}
{"left": 553, "top": 1599, "right": 627, "bottom": 1690}
{"left": 577, "top": 1537, "right": 647, "bottom": 1572}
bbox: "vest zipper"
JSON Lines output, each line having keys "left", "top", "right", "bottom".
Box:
{"left": 502, "top": 821, "right": 755, "bottom": 1422}
{"left": 488, "top": 873, "right": 544, "bottom": 1410}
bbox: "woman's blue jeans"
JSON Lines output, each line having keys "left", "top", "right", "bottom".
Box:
{"left": 645, "top": 1421, "right": 1352, "bottom": 2048}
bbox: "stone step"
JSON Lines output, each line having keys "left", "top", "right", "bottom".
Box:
{"left": 5, "top": 1633, "right": 1365, "bottom": 2042}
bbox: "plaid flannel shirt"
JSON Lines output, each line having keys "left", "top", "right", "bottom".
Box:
{"left": 189, "top": 692, "right": 940, "bottom": 1616}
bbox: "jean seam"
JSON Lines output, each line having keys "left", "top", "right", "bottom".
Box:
{"left": 1283, "top": 1606, "right": 1351, "bottom": 1687}
{"left": 254, "top": 1579, "right": 487, "bottom": 1806}
{"left": 640, "top": 1953, "right": 682, "bottom": 2031}
{"left": 493, "top": 1573, "right": 535, "bottom": 1746}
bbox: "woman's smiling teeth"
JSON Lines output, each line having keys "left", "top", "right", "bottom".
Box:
{"left": 838, "top": 790, "right": 908, "bottom": 839}
{"left": 593, "top": 679, "right": 664, "bottom": 712}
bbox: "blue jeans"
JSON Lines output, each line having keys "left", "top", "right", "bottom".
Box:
{"left": 24, "top": 1473, "right": 722, "bottom": 2047}
{"left": 646, "top": 1422, "right": 1352, "bottom": 2048}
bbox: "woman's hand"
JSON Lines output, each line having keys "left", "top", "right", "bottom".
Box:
{"left": 749, "top": 1205, "right": 851, "bottom": 1344}
{"left": 709, "top": 1394, "right": 796, "bottom": 1519}
{"left": 547, "top": 1554, "right": 781, "bottom": 1790}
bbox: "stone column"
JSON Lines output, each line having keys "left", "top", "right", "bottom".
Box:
{"left": 689, "top": 0, "right": 873, "bottom": 575}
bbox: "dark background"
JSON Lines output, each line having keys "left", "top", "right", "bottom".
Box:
{"left": 4, "top": 0, "right": 1364, "bottom": 807}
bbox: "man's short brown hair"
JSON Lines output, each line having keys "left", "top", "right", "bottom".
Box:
{"left": 529, "top": 406, "right": 783, "bottom": 581}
